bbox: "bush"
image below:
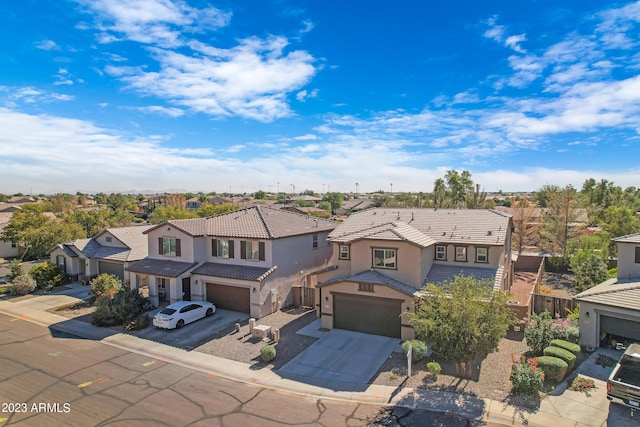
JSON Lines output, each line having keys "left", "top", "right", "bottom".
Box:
{"left": 537, "top": 356, "right": 568, "bottom": 382}
{"left": 90, "top": 274, "right": 123, "bottom": 299}
{"left": 426, "top": 361, "right": 441, "bottom": 376}
{"left": 10, "top": 275, "right": 36, "bottom": 296}
{"left": 566, "top": 326, "right": 580, "bottom": 344}
{"left": 93, "top": 287, "right": 149, "bottom": 328}
{"left": 260, "top": 345, "right": 276, "bottom": 362}
{"left": 550, "top": 339, "right": 581, "bottom": 356}
{"left": 402, "top": 340, "right": 427, "bottom": 362}
{"left": 524, "top": 311, "right": 573, "bottom": 356}
{"left": 510, "top": 356, "right": 544, "bottom": 395}
{"left": 544, "top": 346, "right": 577, "bottom": 371}
{"left": 8, "top": 259, "right": 24, "bottom": 280}
{"left": 125, "top": 313, "right": 150, "bottom": 331}
{"left": 569, "top": 376, "right": 596, "bottom": 395}
{"left": 29, "top": 262, "right": 65, "bottom": 289}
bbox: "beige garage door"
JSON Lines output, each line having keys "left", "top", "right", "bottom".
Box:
{"left": 206, "top": 283, "right": 250, "bottom": 313}
{"left": 333, "top": 292, "right": 402, "bottom": 338}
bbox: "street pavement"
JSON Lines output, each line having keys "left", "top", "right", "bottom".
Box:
{"left": 0, "top": 283, "right": 637, "bottom": 426}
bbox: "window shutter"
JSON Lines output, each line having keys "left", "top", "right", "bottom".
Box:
{"left": 259, "top": 241, "right": 265, "bottom": 261}
{"left": 212, "top": 239, "right": 218, "bottom": 256}
{"left": 176, "top": 239, "right": 181, "bottom": 256}
{"left": 240, "top": 241, "right": 246, "bottom": 259}
{"left": 229, "top": 240, "right": 235, "bottom": 258}
{"left": 158, "top": 238, "right": 164, "bottom": 255}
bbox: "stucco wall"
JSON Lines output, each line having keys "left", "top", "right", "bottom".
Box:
{"left": 147, "top": 226, "right": 196, "bottom": 263}
{"left": 617, "top": 242, "right": 640, "bottom": 279}
{"left": 579, "top": 301, "right": 640, "bottom": 349}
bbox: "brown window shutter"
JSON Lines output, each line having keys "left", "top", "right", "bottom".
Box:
{"left": 158, "top": 237, "right": 164, "bottom": 255}
{"left": 176, "top": 239, "right": 181, "bottom": 256}
{"left": 259, "top": 241, "right": 265, "bottom": 261}
{"left": 212, "top": 239, "right": 217, "bottom": 256}
{"left": 229, "top": 240, "right": 234, "bottom": 258}
{"left": 240, "top": 241, "right": 246, "bottom": 259}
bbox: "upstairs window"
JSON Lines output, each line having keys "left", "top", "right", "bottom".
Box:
{"left": 212, "top": 239, "right": 234, "bottom": 258}
{"left": 241, "top": 241, "right": 265, "bottom": 261}
{"left": 339, "top": 245, "right": 350, "bottom": 260}
{"left": 455, "top": 246, "right": 467, "bottom": 262}
{"left": 105, "top": 236, "right": 112, "bottom": 243}
{"left": 476, "top": 247, "right": 488, "bottom": 263}
{"left": 312, "top": 234, "right": 318, "bottom": 249}
{"left": 435, "top": 245, "right": 446, "bottom": 260}
{"left": 373, "top": 248, "right": 396, "bottom": 269}
{"left": 636, "top": 247, "right": 640, "bottom": 263}
{"left": 159, "top": 237, "right": 181, "bottom": 257}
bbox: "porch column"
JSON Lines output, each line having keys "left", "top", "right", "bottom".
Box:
{"left": 169, "top": 278, "right": 179, "bottom": 304}
{"left": 149, "top": 275, "right": 159, "bottom": 308}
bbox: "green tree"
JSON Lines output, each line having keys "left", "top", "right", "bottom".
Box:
{"left": 408, "top": 275, "right": 515, "bottom": 377}
{"left": 29, "top": 262, "right": 65, "bottom": 289}
{"left": 254, "top": 190, "right": 267, "bottom": 200}
{"left": 539, "top": 185, "right": 578, "bottom": 258}
{"left": 432, "top": 178, "right": 447, "bottom": 208}
{"left": 602, "top": 206, "right": 639, "bottom": 239}
{"left": 570, "top": 250, "right": 610, "bottom": 293}
{"left": 445, "top": 170, "right": 474, "bottom": 208}
{"left": 317, "top": 201, "right": 332, "bottom": 212}
{"left": 511, "top": 196, "right": 539, "bottom": 253}
{"left": 196, "top": 203, "right": 238, "bottom": 218}
{"left": 107, "top": 193, "right": 135, "bottom": 211}
{"left": 322, "top": 192, "right": 344, "bottom": 212}
{"left": 149, "top": 205, "right": 197, "bottom": 224}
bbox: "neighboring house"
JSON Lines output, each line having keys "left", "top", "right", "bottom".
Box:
{"left": 335, "top": 198, "right": 374, "bottom": 216}
{"left": 186, "top": 197, "right": 201, "bottom": 209}
{"left": 574, "top": 233, "right": 640, "bottom": 349}
{"left": 0, "top": 212, "right": 19, "bottom": 259}
{"left": 49, "top": 225, "right": 153, "bottom": 283}
{"left": 314, "top": 208, "right": 514, "bottom": 340}
{"left": 126, "top": 206, "right": 337, "bottom": 318}
{"left": 282, "top": 206, "right": 331, "bottom": 218}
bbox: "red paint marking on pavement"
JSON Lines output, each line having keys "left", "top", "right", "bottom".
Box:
{"left": 250, "top": 377, "right": 258, "bottom": 382}
{"left": 155, "top": 355, "right": 171, "bottom": 362}
{"left": 94, "top": 377, "right": 107, "bottom": 384}
{"left": 208, "top": 373, "right": 218, "bottom": 378}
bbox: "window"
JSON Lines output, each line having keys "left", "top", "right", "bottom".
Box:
{"left": 455, "top": 246, "right": 467, "bottom": 262}
{"left": 159, "top": 237, "right": 181, "bottom": 256}
{"left": 358, "top": 283, "right": 374, "bottom": 292}
{"left": 476, "top": 247, "right": 488, "bottom": 263}
{"left": 241, "top": 241, "right": 265, "bottom": 261}
{"left": 373, "top": 248, "right": 396, "bottom": 269}
{"left": 435, "top": 245, "right": 446, "bottom": 260}
{"left": 339, "top": 245, "right": 350, "bottom": 260}
{"left": 636, "top": 247, "right": 640, "bottom": 263}
{"left": 213, "top": 239, "right": 234, "bottom": 258}
{"left": 312, "top": 234, "right": 318, "bottom": 249}
{"left": 105, "top": 236, "right": 112, "bottom": 243}
{"left": 156, "top": 277, "right": 168, "bottom": 289}
{"left": 11, "top": 242, "right": 17, "bottom": 248}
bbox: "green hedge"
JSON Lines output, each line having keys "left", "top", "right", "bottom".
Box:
{"left": 402, "top": 340, "right": 428, "bottom": 362}
{"left": 550, "top": 339, "right": 581, "bottom": 356}
{"left": 538, "top": 356, "right": 568, "bottom": 382}
{"left": 544, "top": 346, "right": 576, "bottom": 371}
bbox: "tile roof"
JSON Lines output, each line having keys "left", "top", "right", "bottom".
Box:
{"left": 150, "top": 205, "right": 337, "bottom": 239}
{"left": 612, "top": 233, "right": 640, "bottom": 244}
{"left": 329, "top": 208, "right": 511, "bottom": 246}
{"left": 104, "top": 225, "right": 153, "bottom": 260}
{"left": 424, "top": 264, "right": 503, "bottom": 292}
{"left": 330, "top": 221, "right": 436, "bottom": 247}
{"left": 318, "top": 269, "right": 420, "bottom": 296}
{"left": 574, "top": 278, "right": 640, "bottom": 311}
{"left": 126, "top": 258, "right": 198, "bottom": 278}
{"left": 192, "top": 262, "right": 277, "bottom": 281}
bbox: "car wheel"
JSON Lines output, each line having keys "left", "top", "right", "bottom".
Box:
{"left": 176, "top": 319, "right": 185, "bottom": 329}
{"left": 206, "top": 308, "right": 214, "bottom": 317}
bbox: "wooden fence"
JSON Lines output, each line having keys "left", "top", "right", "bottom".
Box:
{"left": 531, "top": 293, "right": 576, "bottom": 318}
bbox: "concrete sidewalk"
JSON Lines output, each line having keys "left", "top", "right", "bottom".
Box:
{"left": 0, "top": 285, "right": 618, "bottom": 426}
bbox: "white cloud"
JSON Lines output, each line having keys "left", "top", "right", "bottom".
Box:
{"left": 106, "top": 36, "right": 316, "bottom": 122}
{"left": 296, "top": 88, "right": 318, "bottom": 102}
{"left": 34, "top": 39, "right": 60, "bottom": 51}
{"left": 483, "top": 16, "right": 527, "bottom": 53}
{"left": 300, "top": 19, "right": 314, "bottom": 34}
{"left": 136, "top": 105, "right": 184, "bottom": 117}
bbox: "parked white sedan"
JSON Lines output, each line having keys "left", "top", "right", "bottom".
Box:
{"left": 153, "top": 301, "right": 216, "bottom": 329}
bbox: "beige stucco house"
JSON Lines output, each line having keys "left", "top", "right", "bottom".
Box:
{"left": 49, "top": 225, "right": 152, "bottom": 283}
{"left": 314, "top": 208, "right": 514, "bottom": 341}
{"left": 126, "top": 206, "right": 337, "bottom": 318}
{"left": 574, "top": 233, "right": 640, "bottom": 349}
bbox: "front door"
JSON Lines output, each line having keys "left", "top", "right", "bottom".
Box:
{"left": 182, "top": 277, "right": 191, "bottom": 301}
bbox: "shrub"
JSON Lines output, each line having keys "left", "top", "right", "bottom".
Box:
{"left": 10, "top": 275, "right": 36, "bottom": 296}
{"left": 29, "top": 262, "right": 65, "bottom": 289}
{"left": 93, "top": 287, "right": 149, "bottom": 328}
{"left": 90, "top": 274, "right": 123, "bottom": 299}
{"left": 544, "top": 346, "right": 577, "bottom": 371}
{"left": 260, "top": 345, "right": 276, "bottom": 362}
{"left": 566, "top": 326, "right": 580, "bottom": 344}
{"left": 550, "top": 339, "right": 581, "bottom": 356}
{"left": 537, "top": 356, "right": 568, "bottom": 382}
{"left": 510, "top": 356, "right": 544, "bottom": 395}
{"left": 569, "top": 376, "right": 596, "bottom": 395}
{"left": 426, "top": 361, "right": 441, "bottom": 376}
{"left": 402, "top": 340, "right": 427, "bottom": 362}
{"left": 8, "top": 259, "right": 24, "bottom": 280}
{"left": 125, "top": 313, "right": 150, "bottom": 331}
{"left": 524, "top": 311, "right": 573, "bottom": 356}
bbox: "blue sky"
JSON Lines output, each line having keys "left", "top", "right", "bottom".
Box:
{"left": 1, "top": 0, "right": 640, "bottom": 195}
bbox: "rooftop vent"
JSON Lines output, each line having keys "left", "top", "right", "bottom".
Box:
{"left": 487, "top": 230, "right": 493, "bottom": 236}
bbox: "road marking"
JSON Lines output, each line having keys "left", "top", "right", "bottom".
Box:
{"left": 207, "top": 373, "right": 218, "bottom": 378}
{"left": 142, "top": 361, "right": 155, "bottom": 367}
{"left": 49, "top": 351, "right": 62, "bottom": 357}
{"left": 78, "top": 381, "right": 92, "bottom": 388}
{"left": 0, "top": 417, "right": 7, "bottom": 423}
{"left": 10, "top": 318, "right": 21, "bottom": 322}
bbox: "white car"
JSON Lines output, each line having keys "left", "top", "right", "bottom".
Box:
{"left": 153, "top": 301, "right": 216, "bottom": 329}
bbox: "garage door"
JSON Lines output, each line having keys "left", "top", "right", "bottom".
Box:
{"left": 206, "top": 283, "right": 250, "bottom": 313}
{"left": 98, "top": 261, "right": 124, "bottom": 280}
{"left": 601, "top": 315, "right": 640, "bottom": 342}
{"left": 333, "top": 293, "right": 401, "bottom": 338}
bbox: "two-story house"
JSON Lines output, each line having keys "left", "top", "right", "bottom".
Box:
{"left": 126, "top": 206, "right": 337, "bottom": 318}
{"left": 314, "top": 208, "right": 514, "bottom": 340}
{"left": 574, "top": 233, "right": 640, "bottom": 349}
{"left": 49, "top": 225, "right": 153, "bottom": 283}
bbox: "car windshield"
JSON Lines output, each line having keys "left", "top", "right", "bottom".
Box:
{"left": 160, "top": 308, "right": 177, "bottom": 315}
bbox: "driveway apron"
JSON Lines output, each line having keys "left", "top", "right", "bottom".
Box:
{"left": 277, "top": 329, "right": 400, "bottom": 391}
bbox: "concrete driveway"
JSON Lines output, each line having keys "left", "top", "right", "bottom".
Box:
{"left": 277, "top": 329, "right": 400, "bottom": 391}
{"left": 136, "top": 308, "right": 249, "bottom": 350}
